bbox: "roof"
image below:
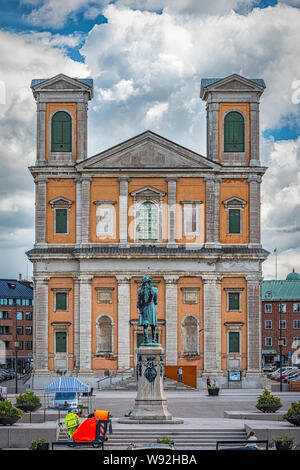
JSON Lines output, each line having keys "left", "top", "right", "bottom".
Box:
{"left": 201, "top": 77, "right": 266, "bottom": 89}
{"left": 286, "top": 270, "right": 300, "bottom": 281}
{"left": 262, "top": 279, "right": 300, "bottom": 301}
{"left": 0, "top": 279, "right": 33, "bottom": 299}
{"left": 30, "top": 78, "right": 93, "bottom": 88}
{"left": 44, "top": 377, "right": 90, "bottom": 393}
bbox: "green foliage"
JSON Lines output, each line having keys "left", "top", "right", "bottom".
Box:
{"left": 283, "top": 401, "right": 300, "bottom": 420}
{"left": 270, "top": 434, "right": 294, "bottom": 448}
{"left": 256, "top": 388, "right": 282, "bottom": 407}
{"left": 29, "top": 438, "right": 48, "bottom": 450}
{"left": 15, "top": 391, "right": 41, "bottom": 407}
{"left": 157, "top": 436, "right": 175, "bottom": 445}
{"left": 0, "top": 400, "right": 23, "bottom": 419}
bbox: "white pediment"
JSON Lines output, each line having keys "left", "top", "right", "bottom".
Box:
{"left": 77, "top": 131, "right": 220, "bottom": 170}
{"left": 49, "top": 197, "right": 73, "bottom": 207}
{"left": 222, "top": 197, "right": 247, "bottom": 207}
{"left": 31, "top": 74, "right": 93, "bottom": 98}
{"left": 130, "top": 186, "right": 166, "bottom": 197}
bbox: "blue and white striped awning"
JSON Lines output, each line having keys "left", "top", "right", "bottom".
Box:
{"left": 44, "top": 377, "right": 90, "bottom": 393}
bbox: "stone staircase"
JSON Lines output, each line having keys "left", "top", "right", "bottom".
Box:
{"left": 56, "top": 424, "right": 247, "bottom": 450}
{"left": 99, "top": 375, "right": 196, "bottom": 391}
{"left": 103, "top": 427, "right": 247, "bottom": 450}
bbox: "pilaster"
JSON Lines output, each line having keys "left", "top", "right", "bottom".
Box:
{"left": 165, "top": 275, "right": 179, "bottom": 365}
{"left": 118, "top": 177, "right": 130, "bottom": 246}
{"left": 117, "top": 275, "right": 131, "bottom": 369}
{"left": 34, "top": 176, "right": 48, "bottom": 246}
{"left": 166, "top": 177, "right": 177, "bottom": 246}
{"left": 203, "top": 275, "right": 222, "bottom": 372}
{"left": 33, "top": 276, "right": 49, "bottom": 372}
{"left": 205, "top": 176, "right": 221, "bottom": 247}
{"left": 246, "top": 274, "right": 262, "bottom": 372}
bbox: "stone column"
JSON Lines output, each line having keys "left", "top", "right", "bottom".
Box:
{"left": 117, "top": 275, "right": 131, "bottom": 369}
{"left": 35, "top": 176, "right": 48, "bottom": 246}
{"left": 203, "top": 275, "right": 222, "bottom": 372}
{"left": 36, "top": 101, "right": 46, "bottom": 166}
{"left": 78, "top": 275, "right": 93, "bottom": 373}
{"left": 250, "top": 102, "right": 260, "bottom": 166}
{"left": 77, "top": 102, "right": 88, "bottom": 162}
{"left": 248, "top": 176, "right": 262, "bottom": 247}
{"left": 118, "top": 177, "right": 130, "bottom": 246}
{"left": 166, "top": 177, "right": 177, "bottom": 246}
{"left": 206, "top": 101, "right": 219, "bottom": 162}
{"left": 33, "top": 277, "right": 49, "bottom": 372}
{"left": 205, "top": 176, "right": 221, "bottom": 247}
{"left": 246, "top": 275, "right": 262, "bottom": 372}
{"left": 73, "top": 277, "right": 80, "bottom": 370}
{"left": 75, "top": 177, "right": 82, "bottom": 245}
{"left": 165, "top": 276, "right": 179, "bottom": 365}
{"left": 81, "top": 176, "right": 92, "bottom": 244}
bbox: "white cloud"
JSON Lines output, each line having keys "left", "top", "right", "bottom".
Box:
{"left": 145, "top": 101, "right": 169, "bottom": 124}
{"left": 0, "top": 29, "right": 88, "bottom": 277}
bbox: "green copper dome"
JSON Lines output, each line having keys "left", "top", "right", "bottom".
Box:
{"left": 286, "top": 269, "right": 300, "bottom": 281}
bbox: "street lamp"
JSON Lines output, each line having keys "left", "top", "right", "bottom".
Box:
{"left": 279, "top": 298, "right": 283, "bottom": 393}
{"left": 14, "top": 307, "right": 19, "bottom": 394}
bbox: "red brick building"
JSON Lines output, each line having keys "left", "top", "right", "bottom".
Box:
{"left": 262, "top": 270, "right": 300, "bottom": 368}
{"left": 0, "top": 277, "right": 33, "bottom": 372}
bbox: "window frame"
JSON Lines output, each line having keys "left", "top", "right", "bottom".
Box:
{"left": 51, "top": 110, "right": 72, "bottom": 153}
{"left": 223, "top": 111, "right": 245, "bottom": 153}
{"left": 94, "top": 200, "right": 116, "bottom": 238}
{"left": 228, "top": 331, "right": 240, "bottom": 354}
{"left": 265, "top": 303, "right": 272, "bottom": 313}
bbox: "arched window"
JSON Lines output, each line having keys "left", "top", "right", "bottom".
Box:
{"left": 182, "top": 315, "right": 198, "bottom": 355}
{"left": 51, "top": 111, "right": 72, "bottom": 152}
{"left": 137, "top": 201, "right": 158, "bottom": 240}
{"left": 96, "top": 315, "right": 113, "bottom": 355}
{"left": 224, "top": 111, "right": 244, "bottom": 152}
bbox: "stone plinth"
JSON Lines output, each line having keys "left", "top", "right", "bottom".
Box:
{"left": 126, "top": 345, "right": 182, "bottom": 423}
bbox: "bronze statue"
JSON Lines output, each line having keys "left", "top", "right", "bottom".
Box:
{"left": 137, "top": 276, "right": 158, "bottom": 344}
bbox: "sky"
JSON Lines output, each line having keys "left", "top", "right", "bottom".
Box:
{"left": 0, "top": 0, "right": 299, "bottom": 281}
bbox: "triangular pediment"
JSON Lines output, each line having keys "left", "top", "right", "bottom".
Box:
{"left": 77, "top": 131, "right": 220, "bottom": 170}
{"left": 222, "top": 196, "right": 247, "bottom": 207}
{"left": 200, "top": 74, "right": 266, "bottom": 99}
{"left": 130, "top": 186, "right": 166, "bottom": 197}
{"left": 31, "top": 74, "right": 93, "bottom": 98}
{"left": 49, "top": 196, "right": 73, "bottom": 207}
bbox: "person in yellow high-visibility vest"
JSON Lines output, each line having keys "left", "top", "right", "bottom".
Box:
{"left": 63, "top": 410, "right": 80, "bottom": 438}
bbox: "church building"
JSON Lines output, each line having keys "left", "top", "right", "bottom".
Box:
{"left": 27, "top": 73, "right": 268, "bottom": 388}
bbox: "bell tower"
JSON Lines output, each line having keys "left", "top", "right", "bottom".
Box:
{"left": 200, "top": 74, "right": 265, "bottom": 166}
{"left": 31, "top": 74, "right": 93, "bottom": 166}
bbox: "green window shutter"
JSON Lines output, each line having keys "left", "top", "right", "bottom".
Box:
{"left": 228, "top": 292, "right": 240, "bottom": 310}
{"left": 56, "top": 332, "right": 67, "bottom": 353}
{"left": 224, "top": 112, "right": 244, "bottom": 152}
{"left": 56, "top": 292, "right": 67, "bottom": 311}
{"left": 229, "top": 209, "right": 240, "bottom": 234}
{"left": 51, "top": 111, "right": 72, "bottom": 152}
{"left": 229, "top": 332, "right": 240, "bottom": 353}
{"left": 55, "top": 209, "right": 67, "bottom": 234}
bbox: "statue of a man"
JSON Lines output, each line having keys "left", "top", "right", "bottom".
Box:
{"left": 137, "top": 276, "right": 158, "bottom": 344}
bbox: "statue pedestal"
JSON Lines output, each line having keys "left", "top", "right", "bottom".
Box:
{"left": 120, "top": 345, "right": 183, "bottom": 424}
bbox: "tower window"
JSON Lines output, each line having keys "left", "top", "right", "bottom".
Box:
{"left": 55, "top": 208, "right": 68, "bottom": 234}
{"left": 224, "top": 111, "right": 244, "bottom": 152}
{"left": 51, "top": 111, "right": 72, "bottom": 152}
{"left": 228, "top": 208, "right": 241, "bottom": 234}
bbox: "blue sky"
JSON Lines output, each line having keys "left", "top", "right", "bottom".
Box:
{"left": 0, "top": 0, "right": 299, "bottom": 280}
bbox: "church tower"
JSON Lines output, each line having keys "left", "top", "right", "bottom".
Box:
{"left": 200, "top": 74, "right": 265, "bottom": 167}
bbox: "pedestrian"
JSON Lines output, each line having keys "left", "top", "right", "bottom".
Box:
{"left": 0, "top": 393, "right": 4, "bottom": 401}
{"left": 177, "top": 367, "right": 183, "bottom": 383}
{"left": 63, "top": 410, "right": 80, "bottom": 438}
{"left": 245, "top": 431, "right": 258, "bottom": 450}
{"left": 207, "top": 377, "right": 211, "bottom": 388}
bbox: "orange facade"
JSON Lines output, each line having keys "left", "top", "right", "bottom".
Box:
{"left": 45, "top": 102, "right": 77, "bottom": 163}
{"left": 218, "top": 102, "right": 250, "bottom": 163}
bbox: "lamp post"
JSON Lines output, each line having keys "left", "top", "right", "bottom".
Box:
{"left": 14, "top": 308, "right": 19, "bottom": 394}
{"left": 279, "top": 299, "right": 283, "bottom": 393}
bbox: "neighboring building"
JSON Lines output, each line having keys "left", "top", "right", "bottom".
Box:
{"left": 26, "top": 73, "right": 269, "bottom": 388}
{"left": 262, "top": 270, "right": 300, "bottom": 368}
{"left": 0, "top": 276, "right": 34, "bottom": 372}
